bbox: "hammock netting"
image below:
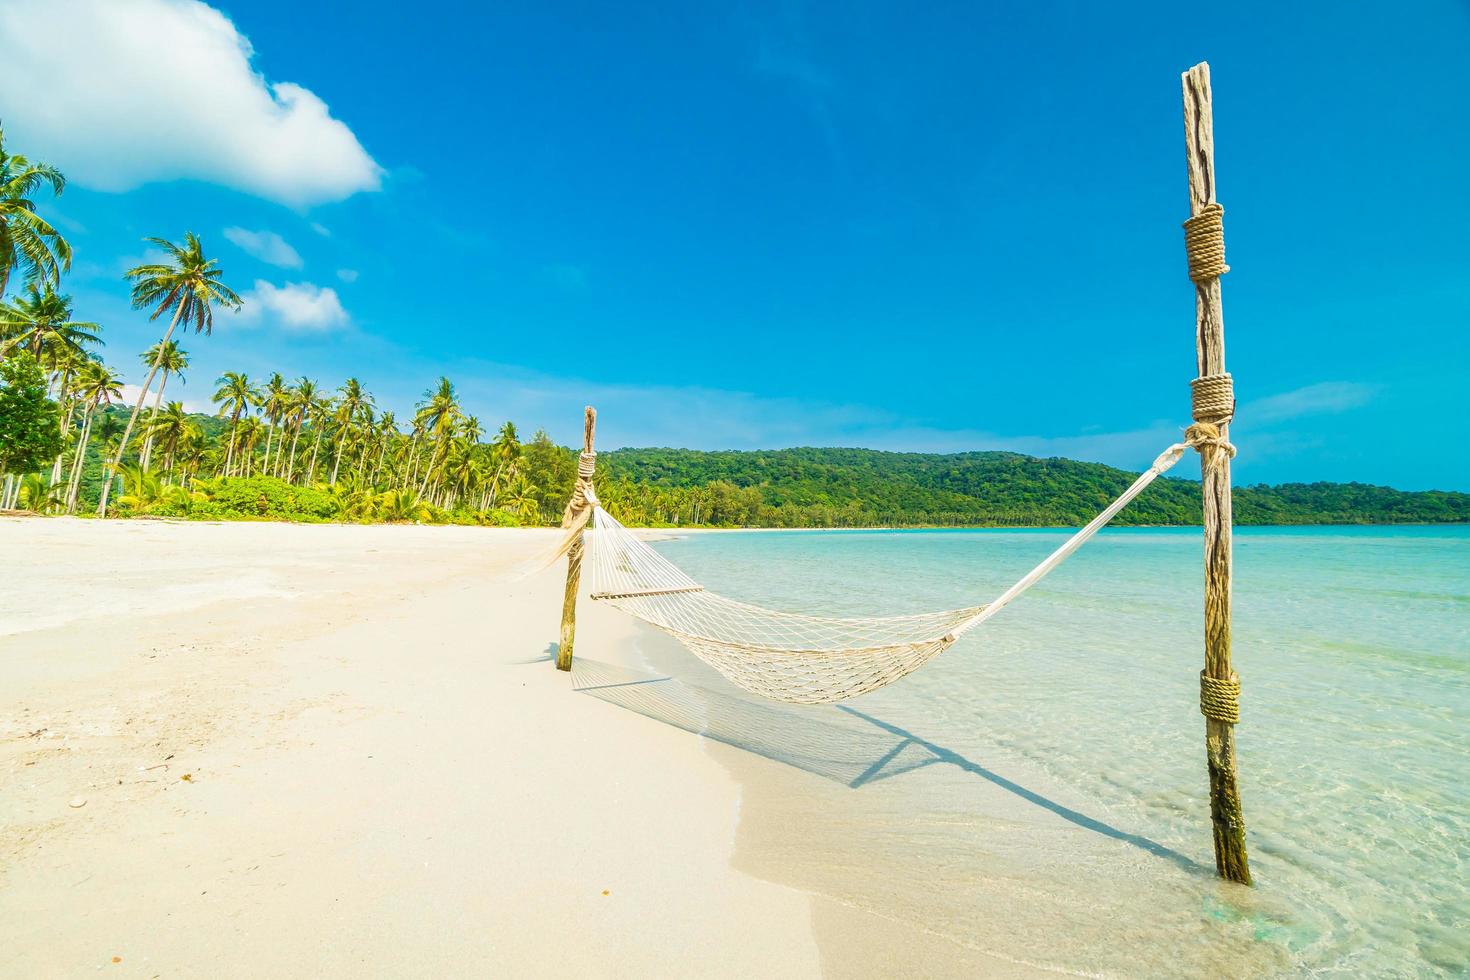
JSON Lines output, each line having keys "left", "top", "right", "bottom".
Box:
{"left": 565, "top": 438, "right": 1209, "bottom": 705}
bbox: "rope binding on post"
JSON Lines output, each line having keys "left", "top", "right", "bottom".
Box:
{"left": 1199, "top": 670, "right": 1241, "bottom": 724}
{"left": 1190, "top": 372, "right": 1234, "bottom": 424}
{"left": 1183, "top": 201, "right": 1229, "bottom": 282}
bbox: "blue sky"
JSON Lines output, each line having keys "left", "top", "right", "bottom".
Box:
{"left": 2, "top": 1, "right": 1466, "bottom": 490}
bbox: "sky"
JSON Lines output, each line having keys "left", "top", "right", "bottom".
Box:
{"left": 1, "top": 0, "right": 1466, "bottom": 490}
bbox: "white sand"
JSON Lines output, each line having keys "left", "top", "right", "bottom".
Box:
{"left": 1, "top": 516, "right": 1039, "bottom": 978}
{"left": 1, "top": 516, "right": 827, "bottom": 977}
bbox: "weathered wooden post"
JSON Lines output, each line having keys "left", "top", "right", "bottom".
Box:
{"left": 557, "top": 406, "right": 597, "bottom": 672}
{"left": 1180, "top": 62, "right": 1250, "bottom": 884}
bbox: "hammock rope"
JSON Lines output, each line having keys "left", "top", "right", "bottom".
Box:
{"left": 566, "top": 432, "right": 1224, "bottom": 704}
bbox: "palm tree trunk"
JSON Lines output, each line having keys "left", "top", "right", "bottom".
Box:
{"left": 307, "top": 429, "right": 324, "bottom": 484}
{"left": 402, "top": 433, "right": 421, "bottom": 490}
{"left": 223, "top": 409, "right": 242, "bottom": 477}
{"left": 261, "top": 422, "right": 275, "bottom": 477}
{"left": 330, "top": 433, "right": 345, "bottom": 485}
{"left": 65, "top": 402, "right": 96, "bottom": 512}
{"left": 97, "top": 300, "right": 187, "bottom": 516}
{"left": 140, "top": 369, "right": 170, "bottom": 471}
{"left": 49, "top": 386, "right": 77, "bottom": 486}
{"left": 286, "top": 419, "right": 304, "bottom": 482}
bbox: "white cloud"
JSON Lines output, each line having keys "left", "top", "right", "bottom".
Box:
{"left": 237, "top": 280, "right": 348, "bottom": 331}
{"left": 310, "top": 222, "right": 332, "bottom": 237}
{"left": 1244, "top": 381, "right": 1379, "bottom": 423}
{"left": 336, "top": 268, "right": 360, "bottom": 283}
{"left": 0, "top": 0, "right": 382, "bottom": 207}
{"left": 223, "top": 227, "right": 303, "bottom": 268}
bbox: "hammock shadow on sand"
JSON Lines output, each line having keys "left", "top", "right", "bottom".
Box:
{"left": 570, "top": 657, "right": 1204, "bottom": 875}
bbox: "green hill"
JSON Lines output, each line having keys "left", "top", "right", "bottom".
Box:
{"left": 596, "top": 446, "right": 1470, "bottom": 527}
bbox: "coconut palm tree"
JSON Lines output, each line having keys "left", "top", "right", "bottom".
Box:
{"left": 488, "top": 420, "right": 521, "bottom": 507}
{"left": 258, "top": 372, "right": 289, "bottom": 475}
{"left": 507, "top": 474, "right": 540, "bottom": 524}
{"left": 282, "top": 378, "right": 318, "bottom": 481}
{"left": 18, "top": 472, "right": 64, "bottom": 513}
{"left": 376, "top": 488, "right": 430, "bottom": 523}
{"left": 0, "top": 125, "right": 71, "bottom": 298}
{"left": 174, "top": 424, "right": 209, "bottom": 483}
{"left": 371, "top": 411, "right": 396, "bottom": 486}
{"left": 116, "top": 463, "right": 165, "bottom": 512}
{"left": 0, "top": 284, "right": 101, "bottom": 361}
{"left": 138, "top": 340, "right": 188, "bottom": 471}
{"left": 353, "top": 405, "right": 378, "bottom": 486}
{"left": 211, "top": 371, "right": 259, "bottom": 476}
{"left": 64, "top": 360, "right": 122, "bottom": 511}
{"left": 42, "top": 344, "right": 92, "bottom": 487}
{"left": 234, "top": 415, "right": 265, "bottom": 476}
{"left": 329, "top": 377, "right": 372, "bottom": 485}
{"left": 144, "top": 402, "right": 190, "bottom": 483}
{"left": 414, "top": 377, "right": 460, "bottom": 498}
{"left": 304, "top": 392, "right": 334, "bottom": 484}
{"left": 97, "top": 233, "right": 241, "bottom": 515}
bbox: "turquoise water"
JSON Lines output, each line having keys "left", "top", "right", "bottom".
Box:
{"left": 644, "top": 526, "right": 1469, "bottom": 976}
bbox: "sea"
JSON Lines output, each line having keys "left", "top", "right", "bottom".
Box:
{"left": 593, "top": 525, "right": 1468, "bottom": 977}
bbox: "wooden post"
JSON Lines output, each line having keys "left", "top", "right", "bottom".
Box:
{"left": 1181, "top": 62, "right": 1250, "bottom": 884}
{"left": 556, "top": 407, "right": 597, "bottom": 672}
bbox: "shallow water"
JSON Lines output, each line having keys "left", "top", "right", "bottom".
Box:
{"left": 634, "top": 526, "right": 1469, "bottom": 977}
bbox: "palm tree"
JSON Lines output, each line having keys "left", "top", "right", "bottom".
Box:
{"left": 488, "top": 420, "right": 521, "bottom": 507}
{"left": 353, "top": 405, "right": 378, "bottom": 486}
{"left": 375, "top": 488, "right": 430, "bottom": 523}
{"left": 65, "top": 360, "right": 122, "bottom": 511}
{"left": 235, "top": 416, "right": 265, "bottom": 476}
{"left": 258, "top": 372, "right": 289, "bottom": 476}
{"left": 304, "top": 392, "right": 334, "bottom": 484}
{"left": 116, "top": 463, "right": 165, "bottom": 512}
{"left": 507, "top": 474, "right": 540, "bottom": 524}
{"left": 138, "top": 340, "right": 188, "bottom": 471}
{"left": 211, "top": 371, "right": 259, "bottom": 476}
{"left": 329, "top": 377, "right": 372, "bottom": 485}
{"left": 371, "top": 411, "right": 397, "bottom": 486}
{"left": 144, "top": 401, "right": 190, "bottom": 482}
{"left": 414, "top": 377, "right": 460, "bottom": 498}
{"left": 42, "top": 344, "right": 93, "bottom": 487}
{"left": 282, "top": 378, "right": 318, "bottom": 481}
{"left": 0, "top": 284, "right": 101, "bottom": 360}
{"left": 17, "top": 472, "right": 64, "bottom": 513}
{"left": 97, "top": 233, "right": 241, "bottom": 515}
{"left": 174, "top": 424, "right": 209, "bottom": 483}
{"left": 0, "top": 125, "right": 71, "bottom": 298}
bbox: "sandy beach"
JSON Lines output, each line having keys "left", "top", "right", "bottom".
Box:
{"left": 1, "top": 516, "right": 1030, "bottom": 978}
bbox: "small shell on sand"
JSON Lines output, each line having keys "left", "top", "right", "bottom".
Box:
{"left": 68, "top": 797, "right": 87, "bottom": 809}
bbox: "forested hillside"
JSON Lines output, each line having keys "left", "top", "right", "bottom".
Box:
{"left": 595, "top": 447, "right": 1470, "bottom": 527}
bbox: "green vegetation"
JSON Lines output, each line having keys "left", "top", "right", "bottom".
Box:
{"left": 0, "top": 127, "right": 1463, "bottom": 528}
{"left": 594, "top": 447, "right": 1470, "bottom": 527}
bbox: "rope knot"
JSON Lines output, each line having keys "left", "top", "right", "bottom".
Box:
{"left": 1200, "top": 671, "right": 1240, "bottom": 724}
{"left": 1183, "top": 202, "right": 1229, "bottom": 282}
{"left": 1190, "top": 372, "right": 1234, "bottom": 424}
{"left": 1184, "top": 422, "right": 1237, "bottom": 460}
{"left": 577, "top": 451, "right": 597, "bottom": 479}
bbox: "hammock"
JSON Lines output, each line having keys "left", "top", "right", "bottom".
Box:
{"left": 569, "top": 435, "right": 1221, "bottom": 704}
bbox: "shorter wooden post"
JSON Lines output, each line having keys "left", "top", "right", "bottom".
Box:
{"left": 556, "top": 407, "right": 596, "bottom": 672}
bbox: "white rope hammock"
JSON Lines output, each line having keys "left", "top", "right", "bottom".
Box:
{"left": 574, "top": 438, "right": 1210, "bottom": 704}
